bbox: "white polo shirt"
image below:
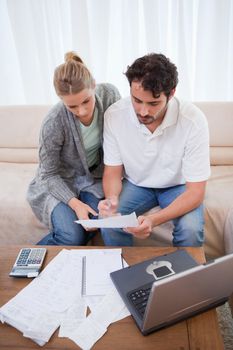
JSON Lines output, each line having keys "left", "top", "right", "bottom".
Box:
{"left": 103, "top": 96, "right": 210, "bottom": 188}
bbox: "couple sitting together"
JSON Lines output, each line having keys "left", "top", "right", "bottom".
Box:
{"left": 27, "top": 51, "right": 210, "bottom": 247}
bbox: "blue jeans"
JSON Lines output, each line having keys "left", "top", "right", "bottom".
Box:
{"left": 37, "top": 191, "right": 101, "bottom": 246}
{"left": 101, "top": 179, "right": 204, "bottom": 247}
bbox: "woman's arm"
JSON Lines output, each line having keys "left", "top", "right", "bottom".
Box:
{"left": 39, "top": 116, "right": 77, "bottom": 204}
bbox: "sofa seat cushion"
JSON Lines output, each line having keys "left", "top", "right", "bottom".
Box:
{"left": 204, "top": 165, "right": 233, "bottom": 257}
{"left": 0, "top": 162, "right": 46, "bottom": 244}
{"left": 134, "top": 165, "right": 233, "bottom": 258}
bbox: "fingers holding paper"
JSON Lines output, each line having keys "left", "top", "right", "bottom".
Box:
{"left": 98, "top": 196, "right": 119, "bottom": 218}
{"left": 78, "top": 204, "right": 99, "bottom": 231}
{"left": 68, "top": 197, "right": 98, "bottom": 231}
{"left": 123, "top": 215, "right": 152, "bottom": 239}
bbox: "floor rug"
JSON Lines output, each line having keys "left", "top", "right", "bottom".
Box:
{"left": 217, "top": 302, "right": 233, "bottom": 349}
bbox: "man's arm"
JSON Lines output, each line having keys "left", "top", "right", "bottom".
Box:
{"left": 98, "top": 165, "right": 123, "bottom": 216}
{"left": 125, "top": 181, "right": 206, "bottom": 238}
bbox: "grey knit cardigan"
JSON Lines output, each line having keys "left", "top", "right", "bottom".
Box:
{"left": 27, "top": 83, "right": 120, "bottom": 228}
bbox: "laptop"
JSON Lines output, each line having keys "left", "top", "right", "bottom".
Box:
{"left": 110, "top": 249, "right": 233, "bottom": 335}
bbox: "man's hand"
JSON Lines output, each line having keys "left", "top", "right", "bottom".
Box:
{"left": 98, "top": 196, "right": 119, "bottom": 217}
{"left": 123, "top": 215, "right": 153, "bottom": 239}
{"left": 68, "top": 197, "right": 98, "bottom": 231}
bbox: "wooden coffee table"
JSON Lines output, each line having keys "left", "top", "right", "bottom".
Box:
{"left": 0, "top": 245, "right": 224, "bottom": 349}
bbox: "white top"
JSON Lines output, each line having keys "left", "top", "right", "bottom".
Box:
{"left": 80, "top": 108, "right": 100, "bottom": 167}
{"left": 103, "top": 96, "right": 210, "bottom": 188}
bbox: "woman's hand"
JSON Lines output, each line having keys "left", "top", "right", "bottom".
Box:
{"left": 123, "top": 215, "right": 153, "bottom": 239}
{"left": 68, "top": 197, "right": 98, "bottom": 231}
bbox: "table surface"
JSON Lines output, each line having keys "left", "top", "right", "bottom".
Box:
{"left": 0, "top": 245, "right": 224, "bottom": 350}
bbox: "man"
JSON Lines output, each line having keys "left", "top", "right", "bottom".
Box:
{"left": 98, "top": 53, "right": 210, "bottom": 247}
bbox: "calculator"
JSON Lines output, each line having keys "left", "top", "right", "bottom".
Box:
{"left": 9, "top": 248, "right": 47, "bottom": 278}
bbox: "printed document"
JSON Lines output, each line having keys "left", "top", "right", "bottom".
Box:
{"left": 75, "top": 211, "right": 138, "bottom": 228}
{"left": 84, "top": 249, "right": 123, "bottom": 295}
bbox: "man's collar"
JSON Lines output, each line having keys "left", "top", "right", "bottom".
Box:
{"left": 160, "top": 97, "right": 179, "bottom": 130}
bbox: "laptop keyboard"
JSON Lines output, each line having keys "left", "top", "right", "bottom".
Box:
{"left": 128, "top": 282, "right": 152, "bottom": 318}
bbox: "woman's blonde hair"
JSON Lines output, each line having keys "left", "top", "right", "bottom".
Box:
{"left": 53, "top": 51, "right": 95, "bottom": 96}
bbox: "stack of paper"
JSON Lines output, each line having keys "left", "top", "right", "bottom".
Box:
{"left": 0, "top": 248, "right": 130, "bottom": 349}
{"left": 0, "top": 250, "right": 83, "bottom": 345}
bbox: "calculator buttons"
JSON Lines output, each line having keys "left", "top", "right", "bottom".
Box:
{"left": 10, "top": 248, "right": 47, "bottom": 278}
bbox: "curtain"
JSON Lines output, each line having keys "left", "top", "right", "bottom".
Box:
{"left": 0, "top": 0, "right": 233, "bottom": 105}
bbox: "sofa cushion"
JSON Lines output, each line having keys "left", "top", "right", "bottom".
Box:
{"left": 204, "top": 165, "right": 233, "bottom": 257}
{"left": 195, "top": 102, "right": 233, "bottom": 165}
{"left": 0, "top": 162, "right": 46, "bottom": 244}
{"left": 209, "top": 147, "right": 233, "bottom": 165}
{"left": 195, "top": 102, "right": 233, "bottom": 147}
{"left": 0, "top": 105, "right": 50, "bottom": 163}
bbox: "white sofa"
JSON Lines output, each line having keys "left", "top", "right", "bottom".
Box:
{"left": 0, "top": 103, "right": 233, "bottom": 258}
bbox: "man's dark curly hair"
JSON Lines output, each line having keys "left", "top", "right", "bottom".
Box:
{"left": 125, "top": 53, "right": 178, "bottom": 98}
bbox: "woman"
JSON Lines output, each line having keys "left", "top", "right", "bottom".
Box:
{"left": 27, "top": 52, "right": 120, "bottom": 245}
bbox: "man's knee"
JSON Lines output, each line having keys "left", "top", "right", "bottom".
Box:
{"left": 172, "top": 210, "right": 204, "bottom": 247}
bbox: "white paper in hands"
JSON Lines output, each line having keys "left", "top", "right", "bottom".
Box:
{"left": 75, "top": 212, "right": 138, "bottom": 228}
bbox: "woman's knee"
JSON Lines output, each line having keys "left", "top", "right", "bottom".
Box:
{"left": 101, "top": 228, "right": 133, "bottom": 246}
{"left": 51, "top": 224, "right": 88, "bottom": 245}
{"left": 51, "top": 202, "right": 88, "bottom": 245}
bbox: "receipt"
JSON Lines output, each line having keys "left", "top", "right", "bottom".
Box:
{"left": 68, "top": 287, "right": 130, "bottom": 349}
